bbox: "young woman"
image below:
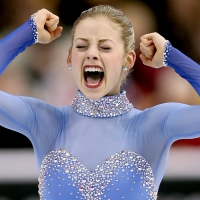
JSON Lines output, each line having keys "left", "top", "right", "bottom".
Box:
{"left": 0, "top": 5, "right": 200, "bottom": 200}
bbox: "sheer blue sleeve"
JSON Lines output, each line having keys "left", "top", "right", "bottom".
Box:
{"left": 165, "top": 42, "right": 200, "bottom": 95}
{"left": 0, "top": 19, "right": 64, "bottom": 168}
{"left": 153, "top": 42, "right": 200, "bottom": 143}
{"left": 0, "top": 19, "right": 36, "bottom": 74}
{"left": 161, "top": 43, "right": 200, "bottom": 141}
{"left": 161, "top": 43, "right": 200, "bottom": 145}
{"left": 137, "top": 43, "right": 200, "bottom": 187}
{"left": 0, "top": 90, "right": 64, "bottom": 168}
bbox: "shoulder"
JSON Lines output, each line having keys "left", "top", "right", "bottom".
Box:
{"left": 142, "top": 102, "right": 188, "bottom": 116}
{"left": 20, "top": 96, "right": 69, "bottom": 118}
{"left": 135, "top": 102, "right": 188, "bottom": 126}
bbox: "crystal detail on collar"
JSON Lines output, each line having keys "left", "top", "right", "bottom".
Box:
{"left": 72, "top": 90, "right": 133, "bottom": 117}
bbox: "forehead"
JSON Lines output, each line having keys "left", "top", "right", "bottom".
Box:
{"left": 74, "top": 16, "right": 122, "bottom": 41}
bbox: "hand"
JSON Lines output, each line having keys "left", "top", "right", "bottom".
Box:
{"left": 32, "top": 9, "right": 63, "bottom": 44}
{"left": 139, "top": 32, "right": 168, "bottom": 68}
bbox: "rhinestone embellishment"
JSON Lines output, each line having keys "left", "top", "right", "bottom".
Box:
{"left": 28, "top": 15, "right": 38, "bottom": 44}
{"left": 38, "top": 149, "right": 157, "bottom": 200}
{"left": 163, "top": 40, "right": 172, "bottom": 67}
{"left": 72, "top": 90, "right": 133, "bottom": 117}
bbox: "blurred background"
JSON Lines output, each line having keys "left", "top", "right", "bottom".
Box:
{"left": 0, "top": 0, "right": 200, "bottom": 199}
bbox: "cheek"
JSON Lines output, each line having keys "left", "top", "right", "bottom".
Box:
{"left": 106, "top": 53, "right": 123, "bottom": 67}
{"left": 71, "top": 53, "right": 83, "bottom": 83}
{"left": 110, "top": 59, "right": 123, "bottom": 74}
{"left": 106, "top": 65, "right": 123, "bottom": 83}
{"left": 105, "top": 54, "right": 122, "bottom": 69}
{"left": 71, "top": 52, "right": 80, "bottom": 66}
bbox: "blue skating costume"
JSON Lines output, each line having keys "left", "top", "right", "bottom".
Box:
{"left": 0, "top": 18, "right": 200, "bottom": 200}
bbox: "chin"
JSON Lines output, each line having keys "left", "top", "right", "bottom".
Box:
{"left": 84, "top": 91, "right": 104, "bottom": 100}
{"left": 79, "top": 88, "right": 104, "bottom": 100}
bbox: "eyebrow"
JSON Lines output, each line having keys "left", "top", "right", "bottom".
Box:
{"left": 75, "top": 38, "right": 115, "bottom": 44}
{"left": 75, "top": 38, "right": 88, "bottom": 42}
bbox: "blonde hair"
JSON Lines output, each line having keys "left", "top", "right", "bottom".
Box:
{"left": 70, "top": 5, "right": 135, "bottom": 84}
{"left": 71, "top": 4, "right": 135, "bottom": 54}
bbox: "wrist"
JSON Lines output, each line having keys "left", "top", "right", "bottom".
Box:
{"left": 163, "top": 40, "right": 172, "bottom": 67}
{"left": 28, "top": 15, "right": 38, "bottom": 44}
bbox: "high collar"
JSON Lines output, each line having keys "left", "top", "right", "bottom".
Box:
{"left": 72, "top": 90, "right": 133, "bottom": 117}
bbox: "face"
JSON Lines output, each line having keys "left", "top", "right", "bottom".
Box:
{"left": 67, "top": 16, "right": 135, "bottom": 100}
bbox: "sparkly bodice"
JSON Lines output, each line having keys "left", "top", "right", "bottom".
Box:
{"left": 72, "top": 90, "right": 133, "bottom": 117}
{"left": 38, "top": 149, "right": 157, "bottom": 200}
{"left": 38, "top": 90, "right": 158, "bottom": 200}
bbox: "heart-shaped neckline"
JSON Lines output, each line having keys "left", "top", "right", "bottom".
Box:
{"left": 38, "top": 149, "right": 157, "bottom": 199}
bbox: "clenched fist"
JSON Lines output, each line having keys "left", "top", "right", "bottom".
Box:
{"left": 32, "top": 9, "right": 63, "bottom": 44}
{"left": 139, "top": 32, "right": 168, "bottom": 68}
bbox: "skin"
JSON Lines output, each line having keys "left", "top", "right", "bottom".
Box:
{"left": 33, "top": 9, "right": 167, "bottom": 100}
{"left": 33, "top": 9, "right": 63, "bottom": 43}
{"left": 67, "top": 16, "right": 136, "bottom": 100}
{"left": 139, "top": 33, "right": 167, "bottom": 68}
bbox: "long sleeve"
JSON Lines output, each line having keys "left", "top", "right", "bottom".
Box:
{"left": 145, "top": 43, "right": 200, "bottom": 145}
{"left": 133, "top": 45, "right": 200, "bottom": 188}
{"left": 0, "top": 91, "right": 64, "bottom": 168}
{"left": 168, "top": 46, "right": 200, "bottom": 95}
{"left": 0, "top": 20, "right": 35, "bottom": 74}
{"left": 0, "top": 20, "right": 36, "bottom": 135}
{"left": 0, "top": 21, "right": 64, "bottom": 168}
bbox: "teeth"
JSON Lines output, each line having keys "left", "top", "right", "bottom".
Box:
{"left": 84, "top": 67, "right": 103, "bottom": 72}
{"left": 87, "top": 82, "right": 99, "bottom": 86}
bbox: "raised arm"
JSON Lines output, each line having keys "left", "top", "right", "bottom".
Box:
{"left": 139, "top": 34, "right": 200, "bottom": 187}
{"left": 139, "top": 32, "right": 200, "bottom": 95}
{"left": 0, "top": 9, "right": 62, "bottom": 74}
{"left": 0, "top": 9, "right": 63, "bottom": 156}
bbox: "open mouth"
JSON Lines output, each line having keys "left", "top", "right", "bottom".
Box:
{"left": 84, "top": 66, "right": 104, "bottom": 88}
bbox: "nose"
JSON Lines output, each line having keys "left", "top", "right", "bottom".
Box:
{"left": 86, "top": 47, "right": 99, "bottom": 60}
{"left": 87, "top": 55, "right": 98, "bottom": 60}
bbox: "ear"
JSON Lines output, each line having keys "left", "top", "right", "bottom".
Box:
{"left": 125, "top": 50, "right": 136, "bottom": 70}
{"left": 67, "top": 48, "right": 72, "bottom": 66}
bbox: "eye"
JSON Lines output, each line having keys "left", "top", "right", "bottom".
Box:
{"left": 100, "top": 46, "right": 111, "bottom": 50}
{"left": 76, "top": 45, "right": 87, "bottom": 49}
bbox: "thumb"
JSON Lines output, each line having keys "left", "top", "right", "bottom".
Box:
{"left": 139, "top": 53, "right": 152, "bottom": 67}
{"left": 45, "top": 17, "right": 59, "bottom": 32}
{"left": 49, "top": 26, "right": 63, "bottom": 41}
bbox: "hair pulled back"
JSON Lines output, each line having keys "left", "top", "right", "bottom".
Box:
{"left": 71, "top": 4, "right": 135, "bottom": 54}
